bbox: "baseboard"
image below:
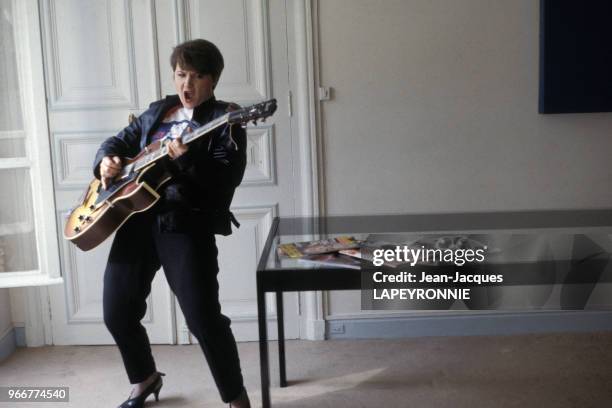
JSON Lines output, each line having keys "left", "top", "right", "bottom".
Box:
{"left": 0, "top": 326, "right": 17, "bottom": 361}
{"left": 326, "top": 310, "right": 612, "bottom": 339}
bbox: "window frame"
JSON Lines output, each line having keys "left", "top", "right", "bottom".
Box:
{"left": 0, "top": 0, "right": 62, "bottom": 288}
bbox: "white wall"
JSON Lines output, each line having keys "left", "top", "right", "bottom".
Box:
{"left": 317, "top": 0, "right": 612, "bottom": 318}
{"left": 318, "top": 0, "right": 612, "bottom": 216}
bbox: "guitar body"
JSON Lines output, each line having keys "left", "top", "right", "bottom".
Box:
{"left": 64, "top": 159, "right": 170, "bottom": 251}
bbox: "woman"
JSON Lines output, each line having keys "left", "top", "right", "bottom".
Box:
{"left": 95, "top": 39, "right": 251, "bottom": 408}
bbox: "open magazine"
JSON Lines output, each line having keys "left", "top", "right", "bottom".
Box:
{"left": 298, "top": 253, "right": 363, "bottom": 269}
{"left": 339, "top": 247, "right": 404, "bottom": 268}
{"left": 277, "top": 236, "right": 360, "bottom": 258}
{"left": 337, "top": 234, "right": 422, "bottom": 268}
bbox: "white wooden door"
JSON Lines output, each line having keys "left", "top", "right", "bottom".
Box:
{"left": 156, "top": 0, "right": 300, "bottom": 343}
{"left": 45, "top": 0, "right": 299, "bottom": 345}
{"left": 45, "top": 0, "right": 174, "bottom": 345}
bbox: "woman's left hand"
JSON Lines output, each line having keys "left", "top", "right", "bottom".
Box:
{"left": 167, "top": 137, "right": 189, "bottom": 159}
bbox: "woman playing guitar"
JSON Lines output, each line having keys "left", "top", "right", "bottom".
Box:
{"left": 97, "top": 39, "right": 251, "bottom": 408}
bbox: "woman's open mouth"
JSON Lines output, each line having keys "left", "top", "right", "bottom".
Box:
{"left": 184, "top": 90, "right": 193, "bottom": 103}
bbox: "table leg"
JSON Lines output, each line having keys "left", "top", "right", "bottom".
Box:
{"left": 276, "top": 291, "right": 287, "bottom": 387}
{"left": 258, "top": 283, "right": 270, "bottom": 408}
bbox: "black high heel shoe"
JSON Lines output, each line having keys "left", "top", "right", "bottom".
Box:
{"left": 118, "top": 372, "right": 165, "bottom": 408}
{"left": 229, "top": 387, "right": 250, "bottom": 408}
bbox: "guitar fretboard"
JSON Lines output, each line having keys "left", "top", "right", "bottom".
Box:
{"left": 121, "top": 113, "right": 231, "bottom": 176}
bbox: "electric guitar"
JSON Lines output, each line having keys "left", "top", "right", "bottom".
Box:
{"left": 64, "top": 99, "right": 277, "bottom": 251}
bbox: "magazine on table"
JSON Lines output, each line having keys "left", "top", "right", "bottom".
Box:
{"left": 277, "top": 236, "right": 360, "bottom": 258}
{"left": 337, "top": 234, "right": 422, "bottom": 268}
{"left": 297, "top": 253, "right": 363, "bottom": 269}
{"left": 338, "top": 247, "right": 404, "bottom": 268}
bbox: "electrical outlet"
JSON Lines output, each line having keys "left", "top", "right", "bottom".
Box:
{"left": 329, "top": 324, "right": 345, "bottom": 334}
{"left": 318, "top": 86, "right": 332, "bottom": 101}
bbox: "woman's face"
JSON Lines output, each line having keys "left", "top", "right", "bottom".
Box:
{"left": 173, "top": 63, "right": 216, "bottom": 109}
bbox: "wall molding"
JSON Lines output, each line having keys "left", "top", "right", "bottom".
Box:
{"left": 327, "top": 311, "right": 612, "bottom": 339}
{"left": 242, "top": 124, "right": 276, "bottom": 186}
{"left": 224, "top": 203, "right": 279, "bottom": 319}
{"left": 42, "top": 0, "right": 138, "bottom": 110}
{"left": 14, "top": 326, "right": 26, "bottom": 347}
{"left": 290, "top": 0, "right": 325, "bottom": 340}
{"left": 186, "top": 0, "right": 270, "bottom": 102}
{"left": 0, "top": 326, "right": 17, "bottom": 361}
{"left": 25, "top": 286, "right": 52, "bottom": 346}
{"left": 0, "top": 130, "right": 26, "bottom": 140}
{"left": 51, "top": 131, "right": 114, "bottom": 190}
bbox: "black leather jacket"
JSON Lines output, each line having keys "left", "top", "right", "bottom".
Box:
{"left": 93, "top": 95, "right": 247, "bottom": 235}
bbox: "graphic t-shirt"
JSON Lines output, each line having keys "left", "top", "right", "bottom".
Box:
{"left": 149, "top": 106, "right": 199, "bottom": 143}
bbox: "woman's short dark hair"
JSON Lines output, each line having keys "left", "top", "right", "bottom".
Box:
{"left": 170, "top": 39, "right": 224, "bottom": 83}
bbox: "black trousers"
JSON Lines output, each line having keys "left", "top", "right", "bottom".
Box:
{"left": 102, "top": 211, "right": 244, "bottom": 403}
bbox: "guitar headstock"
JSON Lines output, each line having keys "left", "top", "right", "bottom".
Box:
{"left": 228, "top": 99, "right": 277, "bottom": 126}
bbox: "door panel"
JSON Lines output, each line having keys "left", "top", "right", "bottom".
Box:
{"left": 45, "top": 0, "right": 173, "bottom": 345}
{"left": 171, "top": 0, "right": 299, "bottom": 343}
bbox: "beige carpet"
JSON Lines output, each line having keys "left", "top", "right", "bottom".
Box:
{"left": 1, "top": 332, "right": 612, "bottom": 407}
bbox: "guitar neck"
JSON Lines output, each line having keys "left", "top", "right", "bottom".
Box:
{"left": 116, "top": 97, "right": 277, "bottom": 179}
{"left": 130, "top": 113, "right": 230, "bottom": 173}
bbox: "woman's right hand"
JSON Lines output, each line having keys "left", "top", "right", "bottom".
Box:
{"left": 100, "top": 156, "right": 122, "bottom": 190}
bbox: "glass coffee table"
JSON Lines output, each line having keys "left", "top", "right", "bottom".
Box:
{"left": 255, "top": 210, "right": 612, "bottom": 407}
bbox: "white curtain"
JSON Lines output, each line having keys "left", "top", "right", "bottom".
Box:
{"left": 0, "top": 0, "right": 38, "bottom": 273}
